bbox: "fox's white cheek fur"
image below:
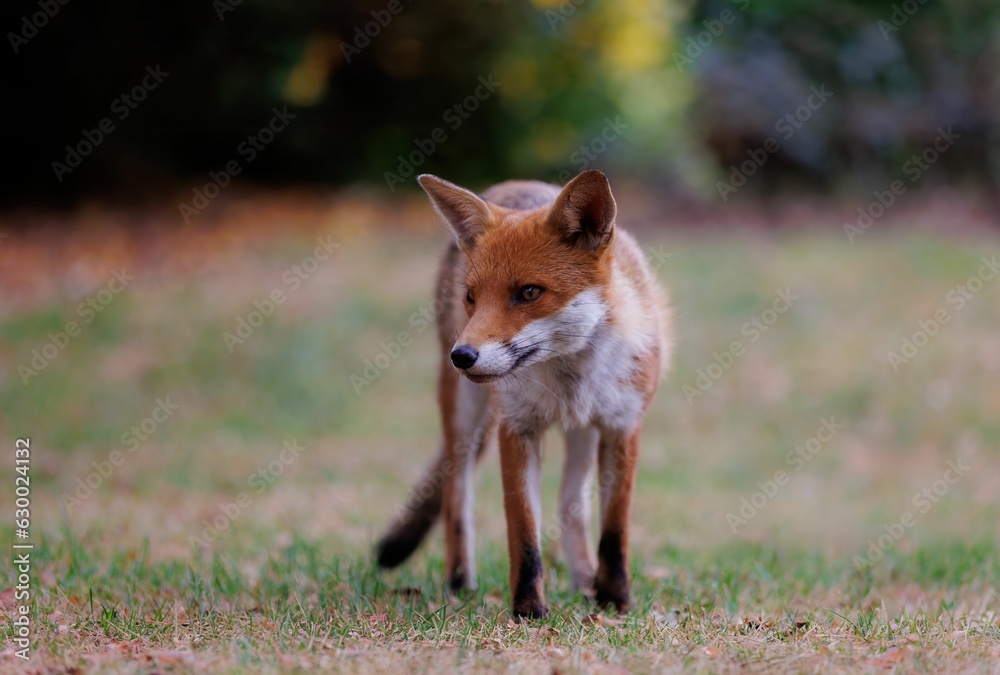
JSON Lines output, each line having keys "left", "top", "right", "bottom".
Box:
{"left": 511, "top": 288, "right": 607, "bottom": 362}
{"left": 460, "top": 289, "right": 607, "bottom": 377}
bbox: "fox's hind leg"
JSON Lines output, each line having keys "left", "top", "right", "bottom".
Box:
{"left": 376, "top": 359, "right": 492, "bottom": 590}
{"left": 560, "top": 426, "right": 598, "bottom": 597}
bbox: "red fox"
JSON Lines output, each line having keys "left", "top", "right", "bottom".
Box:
{"left": 377, "top": 170, "right": 672, "bottom": 618}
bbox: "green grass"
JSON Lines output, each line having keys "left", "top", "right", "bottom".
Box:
{"left": 5, "top": 533, "right": 999, "bottom": 671}
{"left": 1, "top": 216, "right": 998, "bottom": 672}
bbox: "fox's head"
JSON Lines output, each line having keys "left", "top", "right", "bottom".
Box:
{"left": 418, "top": 170, "right": 617, "bottom": 384}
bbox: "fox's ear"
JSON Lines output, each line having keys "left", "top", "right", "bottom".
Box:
{"left": 417, "top": 174, "right": 492, "bottom": 251}
{"left": 548, "top": 170, "right": 616, "bottom": 252}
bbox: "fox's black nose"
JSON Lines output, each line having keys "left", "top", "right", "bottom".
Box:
{"left": 450, "top": 345, "right": 478, "bottom": 370}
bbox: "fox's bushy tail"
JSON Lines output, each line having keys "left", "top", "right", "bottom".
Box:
{"left": 375, "top": 443, "right": 447, "bottom": 568}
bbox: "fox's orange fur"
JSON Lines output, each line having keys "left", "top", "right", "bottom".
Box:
{"left": 377, "top": 170, "right": 672, "bottom": 619}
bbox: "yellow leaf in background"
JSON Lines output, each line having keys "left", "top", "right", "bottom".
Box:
{"left": 495, "top": 57, "right": 540, "bottom": 103}
{"left": 531, "top": 121, "right": 578, "bottom": 163}
{"left": 618, "top": 69, "right": 691, "bottom": 128}
{"left": 605, "top": 19, "right": 666, "bottom": 71}
{"left": 283, "top": 35, "right": 339, "bottom": 106}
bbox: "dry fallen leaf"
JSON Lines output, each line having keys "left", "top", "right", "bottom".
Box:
{"left": 0, "top": 589, "right": 17, "bottom": 611}
{"left": 874, "top": 646, "right": 908, "bottom": 666}
{"left": 147, "top": 650, "right": 191, "bottom": 665}
{"left": 527, "top": 626, "right": 560, "bottom": 645}
{"left": 363, "top": 611, "right": 393, "bottom": 637}
{"left": 743, "top": 616, "right": 774, "bottom": 630}
{"left": 582, "top": 613, "right": 621, "bottom": 628}
{"left": 645, "top": 566, "right": 672, "bottom": 580}
{"left": 651, "top": 608, "right": 682, "bottom": 628}
{"left": 663, "top": 608, "right": 682, "bottom": 627}
{"left": 106, "top": 640, "right": 144, "bottom": 656}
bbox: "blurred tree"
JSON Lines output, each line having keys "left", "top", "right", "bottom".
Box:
{"left": 3, "top": 0, "right": 998, "bottom": 207}
{"left": 683, "top": 0, "right": 1000, "bottom": 195}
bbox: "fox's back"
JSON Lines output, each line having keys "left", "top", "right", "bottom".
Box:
{"left": 481, "top": 180, "right": 562, "bottom": 211}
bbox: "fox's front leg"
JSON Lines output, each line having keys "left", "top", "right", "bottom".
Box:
{"left": 498, "top": 423, "right": 547, "bottom": 619}
{"left": 440, "top": 363, "right": 491, "bottom": 592}
{"left": 595, "top": 426, "right": 641, "bottom": 613}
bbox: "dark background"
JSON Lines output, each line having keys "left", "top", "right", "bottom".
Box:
{"left": 5, "top": 0, "right": 1000, "bottom": 206}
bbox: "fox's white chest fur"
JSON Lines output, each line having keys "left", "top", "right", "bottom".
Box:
{"left": 496, "top": 260, "right": 663, "bottom": 434}
{"left": 499, "top": 325, "right": 647, "bottom": 433}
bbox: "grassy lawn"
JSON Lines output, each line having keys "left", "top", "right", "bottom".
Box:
{"left": 1, "top": 201, "right": 998, "bottom": 672}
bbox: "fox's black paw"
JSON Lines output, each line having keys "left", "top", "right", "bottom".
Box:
{"left": 512, "top": 601, "right": 549, "bottom": 621}
{"left": 594, "top": 586, "right": 630, "bottom": 615}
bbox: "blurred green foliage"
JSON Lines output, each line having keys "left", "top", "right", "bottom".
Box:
{"left": 7, "top": 0, "right": 999, "bottom": 203}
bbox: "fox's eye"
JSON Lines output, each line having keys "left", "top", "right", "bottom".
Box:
{"left": 466, "top": 288, "right": 475, "bottom": 305}
{"left": 517, "top": 285, "right": 543, "bottom": 302}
